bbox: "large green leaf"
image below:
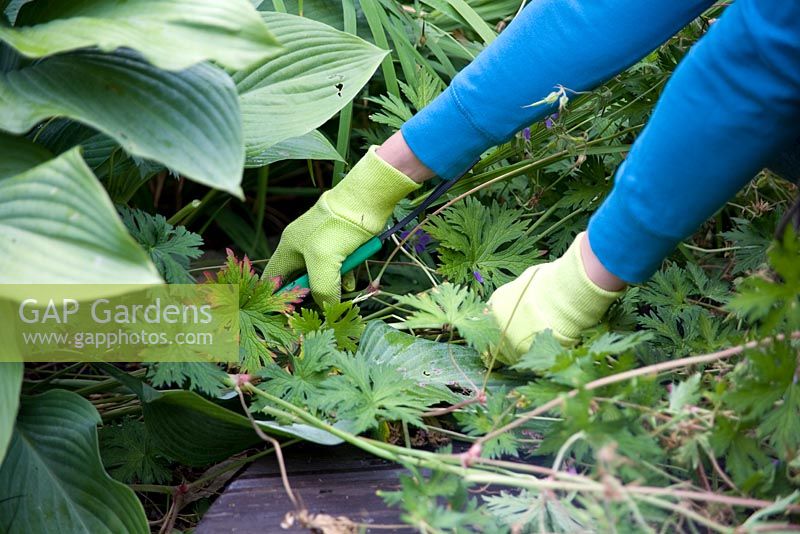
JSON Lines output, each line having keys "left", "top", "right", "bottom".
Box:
{"left": 0, "top": 148, "right": 161, "bottom": 285}
{"left": 358, "top": 320, "right": 487, "bottom": 391}
{"left": 0, "top": 50, "right": 244, "bottom": 196}
{"left": 0, "top": 363, "right": 21, "bottom": 464}
{"left": 0, "top": 0, "right": 280, "bottom": 70}
{"left": 143, "top": 390, "right": 262, "bottom": 466}
{"left": 245, "top": 129, "right": 344, "bottom": 167}
{"left": 236, "top": 11, "right": 387, "bottom": 156}
{"left": 0, "top": 131, "right": 52, "bottom": 179}
{"left": 0, "top": 390, "right": 148, "bottom": 534}
{"left": 143, "top": 390, "right": 350, "bottom": 465}
{"left": 359, "top": 321, "right": 522, "bottom": 393}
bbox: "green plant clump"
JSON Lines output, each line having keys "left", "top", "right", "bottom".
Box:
{"left": 0, "top": 1, "right": 798, "bottom": 532}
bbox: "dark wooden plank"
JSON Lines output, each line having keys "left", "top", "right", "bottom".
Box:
{"left": 242, "top": 443, "right": 398, "bottom": 478}
{"left": 198, "top": 444, "right": 414, "bottom": 534}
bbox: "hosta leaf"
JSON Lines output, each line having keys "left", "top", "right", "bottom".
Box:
{"left": 0, "top": 362, "right": 21, "bottom": 464}
{"left": 0, "top": 50, "right": 244, "bottom": 196}
{"left": 0, "top": 390, "right": 148, "bottom": 534}
{"left": 1, "top": 0, "right": 279, "bottom": 70}
{"left": 245, "top": 129, "right": 344, "bottom": 168}
{"left": 357, "top": 320, "right": 495, "bottom": 393}
{"left": 142, "top": 390, "right": 262, "bottom": 467}
{"left": 236, "top": 11, "right": 387, "bottom": 155}
{"left": 0, "top": 148, "right": 161, "bottom": 285}
{"left": 143, "top": 389, "right": 351, "bottom": 464}
{"left": 0, "top": 131, "right": 52, "bottom": 179}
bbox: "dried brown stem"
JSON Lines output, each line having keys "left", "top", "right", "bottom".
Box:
{"left": 477, "top": 332, "right": 800, "bottom": 449}
{"left": 236, "top": 386, "right": 301, "bottom": 511}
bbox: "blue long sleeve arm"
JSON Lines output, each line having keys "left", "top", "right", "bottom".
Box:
{"left": 588, "top": 0, "right": 800, "bottom": 282}
{"left": 401, "top": 0, "right": 714, "bottom": 180}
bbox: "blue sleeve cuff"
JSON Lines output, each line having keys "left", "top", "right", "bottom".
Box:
{"left": 400, "top": 0, "right": 714, "bottom": 180}
{"left": 401, "top": 86, "right": 495, "bottom": 180}
{"left": 587, "top": 164, "right": 679, "bottom": 284}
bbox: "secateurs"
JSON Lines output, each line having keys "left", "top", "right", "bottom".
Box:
{"left": 278, "top": 163, "right": 477, "bottom": 294}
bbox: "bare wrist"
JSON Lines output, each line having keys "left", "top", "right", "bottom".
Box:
{"left": 580, "top": 232, "right": 627, "bottom": 292}
{"left": 375, "top": 131, "right": 436, "bottom": 184}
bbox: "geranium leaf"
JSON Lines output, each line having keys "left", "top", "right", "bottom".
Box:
{"left": 425, "top": 198, "right": 543, "bottom": 293}
{"left": 395, "top": 283, "right": 500, "bottom": 353}
{"left": 119, "top": 207, "right": 203, "bottom": 284}
{"left": 206, "top": 250, "right": 307, "bottom": 370}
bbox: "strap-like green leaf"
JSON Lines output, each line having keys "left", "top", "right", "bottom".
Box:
{"left": 0, "top": 362, "right": 21, "bottom": 464}
{"left": 0, "top": 0, "right": 280, "bottom": 70}
{"left": 236, "top": 11, "right": 387, "bottom": 156}
{"left": 0, "top": 148, "right": 161, "bottom": 285}
{"left": 0, "top": 50, "right": 244, "bottom": 196}
{"left": 0, "top": 132, "right": 51, "bottom": 179}
{"left": 0, "top": 390, "right": 148, "bottom": 534}
{"left": 246, "top": 129, "right": 344, "bottom": 167}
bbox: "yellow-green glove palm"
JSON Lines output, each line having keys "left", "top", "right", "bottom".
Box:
{"left": 488, "top": 233, "right": 624, "bottom": 366}
{"left": 265, "top": 146, "right": 420, "bottom": 307}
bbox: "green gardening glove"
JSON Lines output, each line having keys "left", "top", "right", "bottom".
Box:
{"left": 487, "top": 232, "right": 625, "bottom": 366}
{"left": 265, "top": 146, "right": 420, "bottom": 307}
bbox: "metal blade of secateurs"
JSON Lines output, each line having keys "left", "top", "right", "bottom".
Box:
{"left": 379, "top": 160, "right": 478, "bottom": 241}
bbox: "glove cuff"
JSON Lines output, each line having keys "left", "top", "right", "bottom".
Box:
{"left": 326, "top": 146, "right": 421, "bottom": 234}
{"left": 547, "top": 232, "right": 625, "bottom": 341}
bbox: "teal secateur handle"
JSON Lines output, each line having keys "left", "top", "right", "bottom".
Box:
{"left": 278, "top": 236, "right": 383, "bottom": 293}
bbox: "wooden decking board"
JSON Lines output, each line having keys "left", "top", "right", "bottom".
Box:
{"left": 197, "top": 444, "right": 415, "bottom": 533}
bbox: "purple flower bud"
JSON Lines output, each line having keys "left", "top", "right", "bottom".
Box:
{"left": 522, "top": 127, "right": 531, "bottom": 141}
{"left": 400, "top": 229, "right": 432, "bottom": 255}
{"left": 416, "top": 231, "right": 432, "bottom": 254}
{"left": 473, "top": 270, "right": 484, "bottom": 284}
{"left": 544, "top": 112, "right": 559, "bottom": 130}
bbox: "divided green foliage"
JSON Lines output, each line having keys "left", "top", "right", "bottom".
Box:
{"left": 484, "top": 490, "right": 588, "bottom": 533}
{"left": 722, "top": 216, "right": 775, "bottom": 274}
{"left": 206, "top": 250, "right": 307, "bottom": 370}
{"left": 5, "top": 3, "right": 800, "bottom": 532}
{"left": 454, "top": 387, "right": 519, "bottom": 458}
{"left": 318, "top": 343, "right": 448, "bottom": 433}
{"left": 99, "top": 418, "right": 173, "bottom": 484}
{"left": 368, "top": 71, "right": 445, "bottom": 131}
{"left": 395, "top": 282, "right": 500, "bottom": 353}
{"left": 513, "top": 330, "right": 663, "bottom": 466}
{"left": 513, "top": 329, "right": 650, "bottom": 388}
{"left": 425, "top": 198, "right": 543, "bottom": 293}
{"left": 381, "top": 464, "right": 502, "bottom": 532}
{"left": 289, "top": 300, "right": 364, "bottom": 352}
{"left": 147, "top": 362, "right": 229, "bottom": 397}
{"left": 258, "top": 329, "right": 339, "bottom": 408}
{"left": 728, "top": 228, "right": 800, "bottom": 332}
{"left": 636, "top": 263, "right": 733, "bottom": 354}
{"left": 119, "top": 206, "right": 203, "bottom": 283}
